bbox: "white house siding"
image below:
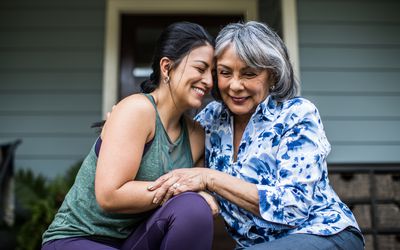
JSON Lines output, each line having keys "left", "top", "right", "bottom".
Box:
{"left": 297, "top": 0, "right": 400, "bottom": 163}
{"left": 0, "top": 0, "right": 104, "bottom": 178}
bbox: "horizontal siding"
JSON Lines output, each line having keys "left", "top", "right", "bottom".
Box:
{"left": 0, "top": 9, "right": 104, "bottom": 28}
{"left": 303, "top": 95, "right": 399, "bottom": 118}
{"left": 0, "top": 30, "right": 104, "bottom": 49}
{"left": 298, "top": 0, "right": 400, "bottom": 163}
{"left": 298, "top": 0, "right": 400, "bottom": 23}
{"left": 0, "top": 0, "right": 105, "bottom": 179}
{"left": 324, "top": 120, "right": 400, "bottom": 143}
{"left": 300, "top": 47, "right": 400, "bottom": 69}
{"left": 17, "top": 159, "right": 84, "bottom": 179}
{"left": 301, "top": 71, "right": 400, "bottom": 93}
{"left": 0, "top": 51, "right": 103, "bottom": 70}
{"left": 11, "top": 137, "right": 96, "bottom": 157}
{"left": 0, "top": 72, "right": 102, "bottom": 91}
{"left": 329, "top": 145, "right": 400, "bottom": 163}
{"left": 0, "top": 115, "right": 99, "bottom": 134}
{"left": 299, "top": 23, "right": 400, "bottom": 46}
{"left": 0, "top": 93, "right": 101, "bottom": 112}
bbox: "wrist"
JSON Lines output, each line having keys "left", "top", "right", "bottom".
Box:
{"left": 204, "top": 168, "right": 216, "bottom": 192}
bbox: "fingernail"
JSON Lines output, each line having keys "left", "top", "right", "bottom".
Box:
{"left": 147, "top": 185, "right": 153, "bottom": 190}
{"left": 153, "top": 198, "right": 158, "bottom": 204}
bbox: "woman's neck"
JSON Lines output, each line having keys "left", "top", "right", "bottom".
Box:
{"left": 151, "top": 88, "right": 184, "bottom": 138}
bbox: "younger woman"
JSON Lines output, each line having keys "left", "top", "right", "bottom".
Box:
{"left": 42, "top": 22, "right": 215, "bottom": 250}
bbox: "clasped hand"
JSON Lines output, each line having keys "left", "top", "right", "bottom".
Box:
{"left": 147, "top": 168, "right": 219, "bottom": 216}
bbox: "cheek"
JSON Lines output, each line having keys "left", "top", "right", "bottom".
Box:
{"left": 217, "top": 77, "right": 229, "bottom": 92}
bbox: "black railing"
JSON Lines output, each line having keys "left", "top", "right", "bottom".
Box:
{"left": 0, "top": 139, "right": 22, "bottom": 226}
{"left": 329, "top": 164, "right": 400, "bottom": 250}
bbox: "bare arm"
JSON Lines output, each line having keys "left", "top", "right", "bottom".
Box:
{"left": 95, "top": 95, "right": 158, "bottom": 214}
{"left": 149, "top": 168, "right": 261, "bottom": 216}
{"left": 206, "top": 169, "right": 260, "bottom": 216}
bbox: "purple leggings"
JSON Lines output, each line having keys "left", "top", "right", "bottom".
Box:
{"left": 42, "top": 192, "right": 214, "bottom": 250}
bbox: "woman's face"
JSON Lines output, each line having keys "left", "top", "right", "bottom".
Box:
{"left": 217, "top": 44, "right": 270, "bottom": 119}
{"left": 169, "top": 44, "right": 214, "bottom": 109}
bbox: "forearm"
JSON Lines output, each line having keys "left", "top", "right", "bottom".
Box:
{"left": 206, "top": 169, "right": 260, "bottom": 216}
{"left": 97, "top": 180, "right": 159, "bottom": 214}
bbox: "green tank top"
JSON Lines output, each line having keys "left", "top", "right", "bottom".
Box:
{"left": 42, "top": 94, "right": 194, "bottom": 243}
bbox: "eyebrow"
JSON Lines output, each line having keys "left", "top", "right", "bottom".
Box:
{"left": 217, "top": 64, "right": 255, "bottom": 71}
{"left": 193, "top": 60, "right": 210, "bottom": 68}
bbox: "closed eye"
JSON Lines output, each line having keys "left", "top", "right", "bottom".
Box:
{"left": 218, "top": 70, "right": 231, "bottom": 77}
{"left": 242, "top": 72, "right": 257, "bottom": 78}
{"left": 195, "top": 67, "right": 206, "bottom": 73}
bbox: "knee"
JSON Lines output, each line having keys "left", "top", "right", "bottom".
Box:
{"left": 167, "top": 192, "right": 213, "bottom": 224}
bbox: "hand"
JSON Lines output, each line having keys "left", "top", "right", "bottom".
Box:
{"left": 198, "top": 191, "right": 219, "bottom": 218}
{"left": 148, "top": 168, "right": 209, "bottom": 205}
{"left": 148, "top": 173, "right": 182, "bottom": 205}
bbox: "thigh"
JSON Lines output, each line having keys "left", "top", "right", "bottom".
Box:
{"left": 122, "top": 192, "right": 213, "bottom": 250}
{"left": 243, "top": 234, "right": 336, "bottom": 250}
{"left": 42, "top": 237, "right": 119, "bottom": 250}
{"left": 243, "top": 229, "right": 363, "bottom": 250}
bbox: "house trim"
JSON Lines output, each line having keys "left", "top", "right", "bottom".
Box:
{"left": 281, "top": 0, "right": 300, "bottom": 92}
{"left": 102, "top": 0, "right": 258, "bottom": 116}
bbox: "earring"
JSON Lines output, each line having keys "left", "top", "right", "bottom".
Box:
{"left": 164, "top": 76, "right": 170, "bottom": 84}
{"left": 270, "top": 85, "right": 275, "bottom": 91}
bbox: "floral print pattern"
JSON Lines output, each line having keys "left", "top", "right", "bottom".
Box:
{"left": 195, "top": 96, "right": 360, "bottom": 247}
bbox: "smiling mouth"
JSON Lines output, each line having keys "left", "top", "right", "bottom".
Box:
{"left": 193, "top": 87, "right": 206, "bottom": 96}
{"left": 231, "top": 96, "right": 247, "bottom": 103}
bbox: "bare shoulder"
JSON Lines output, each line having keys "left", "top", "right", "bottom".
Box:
{"left": 117, "top": 94, "right": 156, "bottom": 116}
{"left": 102, "top": 94, "right": 156, "bottom": 140}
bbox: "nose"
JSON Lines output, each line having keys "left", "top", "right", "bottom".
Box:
{"left": 202, "top": 70, "right": 213, "bottom": 89}
{"left": 229, "top": 77, "right": 244, "bottom": 91}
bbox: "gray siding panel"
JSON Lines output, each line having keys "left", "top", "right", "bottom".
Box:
{"left": 0, "top": 72, "right": 102, "bottom": 91}
{"left": 303, "top": 95, "right": 399, "bottom": 118}
{"left": 0, "top": 51, "right": 103, "bottom": 70}
{"left": 17, "top": 159, "right": 84, "bottom": 179}
{"left": 298, "top": 0, "right": 400, "bottom": 163}
{"left": 0, "top": 9, "right": 104, "bottom": 28}
{"left": 302, "top": 71, "right": 400, "bottom": 93}
{"left": 0, "top": 115, "right": 99, "bottom": 134}
{"left": 329, "top": 145, "right": 400, "bottom": 163}
{"left": 0, "top": 0, "right": 104, "bottom": 178}
{"left": 324, "top": 120, "right": 400, "bottom": 143}
{"left": 300, "top": 48, "right": 400, "bottom": 69}
{"left": 298, "top": 1, "right": 400, "bottom": 23}
{"left": 0, "top": 93, "right": 101, "bottom": 112}
{"left": 15, "top": 137, "right": 95, "bottom": 157}
{"left": 0, "top": 30, "right": 104, "bottom": 49}
{"left": 299, "top": 24, "right": 400, "bottom": 46}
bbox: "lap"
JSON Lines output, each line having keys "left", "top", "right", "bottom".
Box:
{"left": 242, "top": 228, "right": 363, "bottom": 250}
{"left": 42, "top": 237, "right": 120, "bottom": 250}
{"left": 42, "top": 192, "right": 213, "bottom": 250}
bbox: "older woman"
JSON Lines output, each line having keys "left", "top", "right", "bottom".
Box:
{"left": 150, "top": 21, "right": 364, "bottom": 249}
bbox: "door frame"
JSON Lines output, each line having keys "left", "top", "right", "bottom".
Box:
{"left": 102, "top": 0, "right": 259, "bottom": 116}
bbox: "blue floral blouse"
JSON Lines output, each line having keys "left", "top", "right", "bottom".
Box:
{"left": 195, "top": 96, "right": 361, "bottom": 247}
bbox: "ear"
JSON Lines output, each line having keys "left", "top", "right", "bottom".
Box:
{"left": 160, "top": 57, "right": 172, "bottom": 78}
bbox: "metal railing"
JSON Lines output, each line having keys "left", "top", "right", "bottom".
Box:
{"left": 329, "top": 164, "right": 400, "bottom": 250}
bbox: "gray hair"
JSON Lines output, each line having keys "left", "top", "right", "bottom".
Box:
{"left": 214, "top": 21, "right": 299, "bottom": 101}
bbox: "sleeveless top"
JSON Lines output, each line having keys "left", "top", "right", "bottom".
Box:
{"left": 42, "top": 94, "right": 193, "bottom": 244}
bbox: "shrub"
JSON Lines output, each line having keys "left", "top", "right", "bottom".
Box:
{"left": 15, "top": 161, "right": 81, "bottom": 250}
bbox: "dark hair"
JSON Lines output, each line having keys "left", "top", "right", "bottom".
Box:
{"left": 141, "top": 21, "right": 214, "bottom": 93}
{"left": 92, "top": 22, "right": 213, "bottom": 130}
